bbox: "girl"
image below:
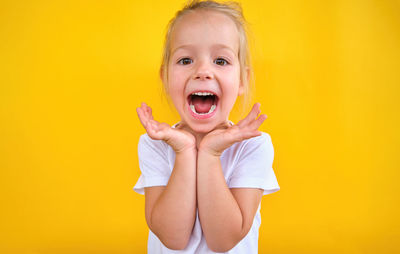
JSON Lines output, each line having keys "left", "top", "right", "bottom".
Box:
{"left": 133, "top": 0, "right": 280, "bottom": 253}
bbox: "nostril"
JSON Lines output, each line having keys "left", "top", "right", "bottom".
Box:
{"left": 194, "top": 72, "right": 213, "bottom": 80}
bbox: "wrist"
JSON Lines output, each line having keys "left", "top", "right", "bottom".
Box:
{"left": 198, "top": 146, "right": 221, "bottom": 158}
{"left": 175, "top": 145, "right": 197, "bottom": 156}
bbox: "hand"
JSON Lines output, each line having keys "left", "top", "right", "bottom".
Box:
{"left": 136, "top": 102, "right": 196, "bottom": 154}
{"left": 199, "top": 103, "right": 267, "bottom": 157}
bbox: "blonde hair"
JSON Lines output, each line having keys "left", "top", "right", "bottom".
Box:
{"left": 160, "top": 0, "right": 254, "bottom": 111}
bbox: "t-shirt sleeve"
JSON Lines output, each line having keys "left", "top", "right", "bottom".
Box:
{"left": 133, "top": 134, "right": 171, "bottom": 195}
{"left": 228, "top": 132, "right": 280, "bottom": 195}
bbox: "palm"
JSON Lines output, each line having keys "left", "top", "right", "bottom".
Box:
{"left": 136, "top": 103, "right": 195, "bottom": 153}
{"left": 200, "top": 103, "right": 267, "bottom": 156}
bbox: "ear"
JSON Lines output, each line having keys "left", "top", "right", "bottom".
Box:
{"left": 238, "top": 67, "right": 250, "bottom": 96}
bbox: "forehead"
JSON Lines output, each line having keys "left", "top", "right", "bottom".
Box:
{"left": 170, "top": 10, "right": 239, "bottom": 53}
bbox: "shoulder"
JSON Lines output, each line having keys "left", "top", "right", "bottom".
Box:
{"left": 239, "top": 131, "right": 273, "bottom": 151}
{"left": 138, "top": 133, "right": 169, "bottom": 156}
{"left": 222, "top": 132, "right": 273, "bottom": 164}
{"left": 251, "top": 131, "right": 272, "bottom": 144}
{"left": 230, "top": 131, "right": 274, "bottom": 162}
{"left": 139, "top": 133, "right": 167, "bottom": 147}
{"left": 227, "top": 130, "right": 280, "bottom": 195}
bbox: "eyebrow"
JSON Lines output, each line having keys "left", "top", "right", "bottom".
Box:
{"left": 171, "top": 45, "right": 192, "bottom": 55}
{"left": 171, "top": 44, "right": 236, "bottom": 56}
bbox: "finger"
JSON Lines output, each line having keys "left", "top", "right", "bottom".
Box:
{"left": 138, "top": 104, "right": 169, "bottom": 140}
{"left": 146, "top": 124, "right": 164, "bottom": 140}
{"left": 139, "top": 102, "right": 155, "bottom": 124}
{"left": 148, "top": 106, "right": 153, "bottom": 120}
{"left": 143, "top": 103, "right": 154, "bottom": 120}
{"left": 148, "top": 119, "right": 162, "bottom": 131}
{"left": 248, "top": 114, "right": 267, "bottom": 130}
{"left": 241, "top": 130, "right": 262, "bottom": 140}
{"left": 237, "top": 103, "right": 261, "bottom": 128}
{"left": 144, "top": 119, "right": 160, "bottom": 137}
{"left": 239, "top": 103, "right": 260, "bottom": 127}
{"left": 141, "top": 102, "right": 150, "bottom": 119}
{"left": 136, "top": 107, "right": 149, "bottom": 128}
{"left": 229, "top": 128, "right": 262, "bottom": 143}
{"left": 147, "top": 120, "right": 169, "bottom": 140}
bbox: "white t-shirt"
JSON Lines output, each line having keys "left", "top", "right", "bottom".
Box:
{"left": 133, "top": 123, "right": 280, "bottom": 253}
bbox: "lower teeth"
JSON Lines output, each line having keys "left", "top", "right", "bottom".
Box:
{"left": 190, "top": 104, "right": 216, "bottom": 115}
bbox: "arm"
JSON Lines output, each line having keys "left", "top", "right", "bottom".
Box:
{"left": 197, "top": 151, "right": 263, "bottom": 252}
{"left": 145, "top": 148, "right": 197, "bottom": 250}
{"left": 197, "top": 103, "right": 267, "bottom": 252}
{"left": 137, "top": 103, "right": 197, "bottom": 250}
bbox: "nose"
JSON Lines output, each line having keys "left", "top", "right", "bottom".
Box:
{"left": 192, "top": 60, "right": 214, "bottom": 80}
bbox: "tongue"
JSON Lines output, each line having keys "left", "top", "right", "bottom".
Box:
{"left": 192, "top": 96, "right": 213, "bottom": 113}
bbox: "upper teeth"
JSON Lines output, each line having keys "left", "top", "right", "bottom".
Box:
{"left": 192, "top": 92, "right": 214, "bottom": 96}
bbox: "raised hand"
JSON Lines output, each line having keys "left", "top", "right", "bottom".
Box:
{"left": 136, "top": 102, "right": 196, "bottom": 153}
{"left": 199, "top": 103, "right": 267, "bottom": 157}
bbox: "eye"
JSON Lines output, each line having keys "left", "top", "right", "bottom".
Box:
{"left": 177, "top": 58, "right": 193, "bottom": 65}
{"left": 214, "top": 58, "right": 229, "bottom": 66}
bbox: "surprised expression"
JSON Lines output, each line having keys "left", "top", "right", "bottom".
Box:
{"left": 166, "top": 10, "right": 244, "bottom": 134}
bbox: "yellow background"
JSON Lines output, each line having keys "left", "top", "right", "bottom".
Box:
{"left": 1, "top": 0, "right": 399, "bottom": 253}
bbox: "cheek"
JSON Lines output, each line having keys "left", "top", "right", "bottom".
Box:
{"left": 223, "top": 70, "right": 241, "bottom": 93}
{"left": 168, "top": 68, "right": 186, "bottom": 87}
{"left": 167, "top": 69, "right": 187, "bottom": 106}
{"left": 167, "top": 87, "right": 183, "bottom": 104}
{"left": 221, "top": 84, "right": 239, "bottom": 107}
{"left": 222, "top": 65, "right": 240, "bottom": 82}
{"left": 220, "top": 70, "right": 241, "bottom": 107}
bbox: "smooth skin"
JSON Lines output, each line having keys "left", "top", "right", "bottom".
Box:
{"left": 137, "top": 102, "right": 266, "bottom": 252}
{"left": 137, "top": 103, "right": 197, "bottom": 250}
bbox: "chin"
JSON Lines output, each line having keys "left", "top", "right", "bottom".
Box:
{"left": 190, "top": 125, "right": 214, "bottom": 134}
{"left": 187, "top": 121, "right": 218, "bottom": 134}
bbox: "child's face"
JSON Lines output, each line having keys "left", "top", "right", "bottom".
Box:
{"left": 166, "top": 10, "right": 244, "bottom": 134}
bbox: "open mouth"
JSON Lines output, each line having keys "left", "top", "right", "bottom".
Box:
{"left": 187, "top": 91, "right": 219, "bottom": 116}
